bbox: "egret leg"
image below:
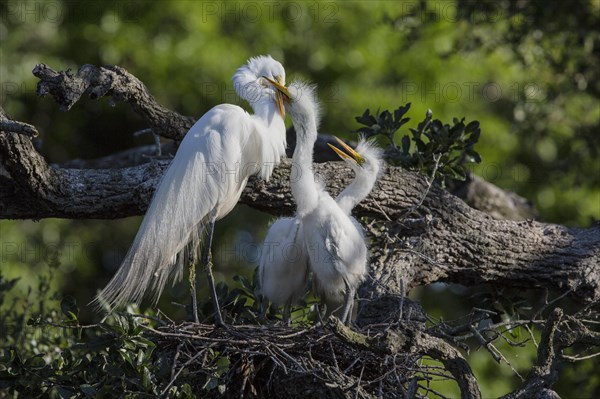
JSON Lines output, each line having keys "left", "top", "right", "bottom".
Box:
{"left": 202, "top": 219, "right": 225, "bottom": 326}
{"left": 153, "top": 132, "right": 162, "bottom": 156}
{"left": 258, "top": 296, "right": 268, "bottom": 320}
{"left": 315, "top": 302, "right": 327, "bottom": 326}
{"left": 189, "top": 257, "right": 200, "bottom": 323}
{"left": 283, "top": 301, "right": 292, "bottom": 326}
{"left": 340, "top": 286, "right": 356, "bottom": 325}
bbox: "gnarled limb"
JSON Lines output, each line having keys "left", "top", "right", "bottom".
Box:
{"left": 240, "top": 159, "right": 600, "bottom": 303}
{"left": 501, "top": 307, "right": 600, "bottom": 399}
{"left": 33, "top": 63, "right": 195, "bottom": 140}
{"left": 328, "top": 317, "right": 482, "bottom": 399}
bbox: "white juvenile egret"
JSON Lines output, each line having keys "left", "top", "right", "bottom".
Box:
{"left": 258, "top": 81, "right": 382, "bottom": 324}
{"left": 258, "top": 217, "right": 309, "bottom": 324}
{"left": 258, "top": 136, "right": 382, "bottom": 324}
{"left": 96, "top": 55, "right": 290, "bottom": 325}
{"left": 328, "top": 137, "right": 384, "bottom": 217}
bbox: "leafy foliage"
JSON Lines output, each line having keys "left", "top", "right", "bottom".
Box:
{"left": 0, "top": 268, "right": 253, "bottom": 398}
{"left": 355, "top": 104, "right": 482, "bottom": 184}
{"left": 0, "top": 256, "right": 318, "bottom": 398}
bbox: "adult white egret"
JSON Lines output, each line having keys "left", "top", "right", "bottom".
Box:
{"left": 258, "top": 136, "right": 382, "bottom": 324}
{"left": 258, "top": 80, "right": 382, "bottom": 324}
{"left": 96, "top": 55, "right": 290, "bottom": 325}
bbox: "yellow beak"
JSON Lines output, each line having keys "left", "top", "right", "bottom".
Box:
{"left": 328, "top": 136, "right": 365, "bottom": 166}
{"left": 262, "top": 76, "right": 290, "bottom": 118}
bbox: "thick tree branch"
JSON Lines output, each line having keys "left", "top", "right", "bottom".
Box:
{"left": 1, "top": 124, "right": 598, "bottom": 302}
{"left": 32, "top": 63, "right": 537, "bottom": 219}
{"left": 3, "top": 72, "right": 600, "bottom": 303}
{"left": 33, "top": 63, "right": 195, "bottom": 140}
{"left": 449, "top": 173, "right": 539, "bottom": 221}
{"left": 240, "top": 159, "right": 600, "bottom": 304}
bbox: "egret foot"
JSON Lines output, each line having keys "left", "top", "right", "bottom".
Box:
{"left": 315, "top": 302, "right": 327, "bottom": 327}
{"left": 339, "top": 286, "right": 356, "bottom": 325}
{"left": 282, "top": 301, "right": 292, "bottom": 327}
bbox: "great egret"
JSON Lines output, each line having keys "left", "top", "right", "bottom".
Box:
{"left": 258, "top": 81, "right": 382, "bottom": 324}
{"left": 328, "top": 137, "right": 384, "bottom": 216}
{"left": 96, "top": 55, "right": 290, "bottom": 325}
{"left": 258, "top": 137, "right": 383, "bottom": 324}
{"left": 258, "top": 134, "right": 383, "bottom": 324}
{"left": 258, "top": 217, "right": 309, "bottom": 324}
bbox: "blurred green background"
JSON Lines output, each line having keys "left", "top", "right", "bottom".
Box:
{"left": 1, "top": 0, "right": 598, "bottom": 397}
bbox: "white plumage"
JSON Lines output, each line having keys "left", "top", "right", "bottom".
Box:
{"left": 96, "top": 56, "right": 290, "bottom": 321}
{"left": 258, "top": 217, "right": 309, "bottom": 322}
{"left": 258, "top": 81, "right": 383, "bottom": 324}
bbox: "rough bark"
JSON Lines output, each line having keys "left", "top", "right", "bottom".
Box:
{"left": 448, "top": 173, "right": 539, "bottom": 221}
{"left": 2, "top": 63, "right": 599, "bottom": 304}
{"left": 2, "top": 128, "right": 598, "bottom": 304}
{"left": 33, "top": 63, "right": 195, "bottom": 140}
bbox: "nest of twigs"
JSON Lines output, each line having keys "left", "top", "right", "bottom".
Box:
{"left": 146, "top": 318, "right": 423, "bottom": 399}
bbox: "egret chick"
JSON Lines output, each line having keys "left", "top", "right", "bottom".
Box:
{"left": 326, "top": 136, "right": 384, "bottom": 321}
{"left": 284, "top": 81, "right": 367, "bottom": 325}
{"left": 257, "top": 137, "right": 383, "bottom": 324}
{"left": 258, "top": 217, "right": 309, "bottom": 324}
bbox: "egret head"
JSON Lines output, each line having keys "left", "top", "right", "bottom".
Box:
{"left": 284, "top": 80, "right": 321, "bottom": 142}
{"left": 232, "top": 55, "right": 289, "bottom": 117}
{"left": 328, "top": 137, "right": 384, "bottom": 176}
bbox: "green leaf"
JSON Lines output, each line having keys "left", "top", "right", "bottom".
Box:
{"left": 0, "top": 277, "right": 20, "bottom": 292}
{"left": 61, "top": 296, "right": 79, "bottom": 321}
{"left": 355, "top": 109, "right": 376, "bottom": 126}
{"left": 55, "top": 386, "right": 75, "bottom": 399}
{"left": 398, "top": 117, "right": 410, "bottom": 127}
{"left": 401, "top": 135, "right": 410, "bottom": 154}
{"left": 24, "top": 354, "right": 46, "bottom": 369}
{"left": 465, "top": 120, "right": 480, "bottom": 133}
{"left": 142, "top": 366, "right": 153, "bottom": 390}
{"left": 80, "top": 384, "right": 97, "bottom": 396}
{"left": 466, "top": 149, "right": 482, "bottom": 163}
{"left": 394, "top": 103, "right": 411, "bottom": 122}
{"left": 215, "top": 356, "right": 230, "bottom": 376}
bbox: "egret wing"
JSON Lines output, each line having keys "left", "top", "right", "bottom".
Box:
{"left": 96, "top": 104, "right": 257, "bottom": 309}
{"left": 259, "top": 217, "right": 309, "bottom": 306}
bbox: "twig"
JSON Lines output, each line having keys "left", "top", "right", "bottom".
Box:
{"left": 469, "top": 325, "right": 501, "bottom": 363}
{"left": 532, "top": 289, "right": 573, "bottom": 320}
{"left": 354, "top": 363, "right": 366, "bottom": 399}
{"left": 170, "top": 342, "right": 184, "bottom": 381}
{"left": 562, "top": 351, "right": 600, "bottom": 362}
{"left": 406, "top": 377, "right": 418, "bottom": 398}
{"left": 399, "top": 152, "right": 442, "bottom": 219}
{"left": 159, "top": 350, "right": 205, "bottom": 397}
{"left": 524, "top": 324, "right": 539, "bottom": 348}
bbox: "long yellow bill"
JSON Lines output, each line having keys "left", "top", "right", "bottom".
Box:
{"left": 327, "top": 136, "right": 365, "bottom": 166}
{"left": 263, "top": 76, "right": 290, "bottom": 118}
